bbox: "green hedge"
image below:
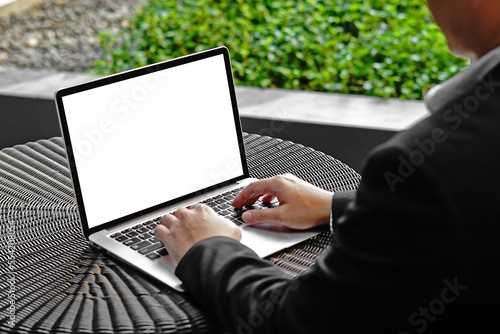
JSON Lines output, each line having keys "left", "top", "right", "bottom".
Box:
{"left": 92, "top": 0, "right": 469, "bottom": 100}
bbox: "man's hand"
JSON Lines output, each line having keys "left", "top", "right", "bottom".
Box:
{"left": 155, "top": 174, "right": 332, "bottom": 264}
{"left": 232, "top": 173, "right": 334, "bottom": 230}
{"left": 155, "top": 204, "right": 241, "bottom": 265}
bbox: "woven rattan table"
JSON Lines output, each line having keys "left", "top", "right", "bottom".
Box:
{"left": 0, "top": 133, "right": 361, "bottom": 333}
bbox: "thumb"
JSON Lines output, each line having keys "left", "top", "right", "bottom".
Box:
{"left": 242, "top": 207, "right": 283, "bottom": 225}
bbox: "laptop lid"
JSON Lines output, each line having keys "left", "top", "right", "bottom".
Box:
{"left": 55, "top": 46, "right": 250, "bottom": 238}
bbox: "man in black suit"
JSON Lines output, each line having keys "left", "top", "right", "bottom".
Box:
{"left": 156, "top": 1, "right": 500, "bottom": 332}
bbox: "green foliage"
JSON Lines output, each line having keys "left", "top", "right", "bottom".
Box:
{"left": 92, "top": 0, "right": 469, "bottom": 100}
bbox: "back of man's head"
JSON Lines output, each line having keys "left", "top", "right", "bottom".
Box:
{"left": 427, "top": 0, "right": 500, "bottom": 62}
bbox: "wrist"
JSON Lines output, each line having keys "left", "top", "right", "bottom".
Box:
{"left": 313, "top": 191, "right": 334, "bottom": 226}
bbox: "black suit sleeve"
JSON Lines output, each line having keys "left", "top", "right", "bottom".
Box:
{"left": 175, "top": 143, "right": 465, "bottom": 334}
{"left": 331, "top": 189, "right": 356, "bottom": 221}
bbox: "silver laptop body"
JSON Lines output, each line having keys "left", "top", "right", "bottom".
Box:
{"left": 55, "top": 46, "right": 319, "bottom": 291}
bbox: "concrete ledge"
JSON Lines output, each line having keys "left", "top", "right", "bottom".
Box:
{"left": 237, "top": 86, "right": 428, "bottom": 132}
{"left": 0, "top": 66, "right": 428, "bottom": 170}
{"left": 0, "top": 66, "right": 102, "bottom": 98}
{"left": 0, "top": 0, "right": 44, "bottom": 17}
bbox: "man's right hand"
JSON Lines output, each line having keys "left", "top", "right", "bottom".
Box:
{"left": 231, "top": 173, "right": 333, "bottom": 230}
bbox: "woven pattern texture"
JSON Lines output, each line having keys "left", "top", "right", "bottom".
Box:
{"left": 0, "top": 133, "right": 361, "bottom": 333}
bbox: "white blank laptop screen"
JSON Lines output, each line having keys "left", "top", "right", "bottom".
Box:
{"left": 62, "top": 54, "right": 244, "bottom": 229}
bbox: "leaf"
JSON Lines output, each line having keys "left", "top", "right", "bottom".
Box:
{"left": 92, "top": 0, "right": 469, "bottom": 101}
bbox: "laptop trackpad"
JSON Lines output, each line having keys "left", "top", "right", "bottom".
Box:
{"left": 240, "top": 224, "right": 319, "bottom": 258}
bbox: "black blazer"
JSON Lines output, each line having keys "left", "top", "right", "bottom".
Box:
{"left": 175, "top": 64, "right": 500, "bottom": 333}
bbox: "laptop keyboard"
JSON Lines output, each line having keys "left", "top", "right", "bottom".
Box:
{"left": 109, "top": 186, "right": 278, "bottom": 259}
{"left": 200, "top": 186, "right": 278, "bottom": 225}
{"left": 109, "top": 217, "right": 167, "bottom": 259}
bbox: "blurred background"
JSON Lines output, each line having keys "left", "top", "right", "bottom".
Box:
{"left": 0, "top": 0, "right": 469, "bottom": 170}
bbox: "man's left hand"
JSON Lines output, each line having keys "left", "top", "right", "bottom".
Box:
{"left": 155, "top": 204, "right": 242, "bottom": 265}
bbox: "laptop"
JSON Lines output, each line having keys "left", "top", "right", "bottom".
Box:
{"left": 55, "top": 46, "right": 320, "bottom": 291}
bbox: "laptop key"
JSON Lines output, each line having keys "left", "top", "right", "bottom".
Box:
{"left": 231, "top": 210, "right": 243, "bottom": 218}
{"left": 139, "top": 233, "right": 150, "bottom": 240}
{"left": 116, "top": 235, "right": 128, "bottom": 242}
{"left": 123, "top": 237, "right": 141, "bottom": 246}
{"left": 110, "top": 232, "right": 122, "bottom": 238}
{"left": 219, "top": 210, "right": 231, "bottom": 216}
{"left": 146, "top": 252, "right": 161, "bottom": 259}
{"left": 230, "top": 217, "right": 244, "bottom": 226}
{"left": 157, "top": 248, "right": 168, "bottom": 256}
{"left": 217, "top": 203, "right": 231, "bottom": 210}
{"left": 139, "top": 242, "right": 164, "bottom": 255}
{"left": 131, "top": 240, "right": 152, "bottom": 250}
{"left": 137, "top": 227, "right": 149, "bottom": 234}
{"left": 126, "top": 231, "right": 139, "bottom": 238}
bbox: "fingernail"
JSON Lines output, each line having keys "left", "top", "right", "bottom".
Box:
{"left": 242, "top": 211, "right": 252, "bottom": 223}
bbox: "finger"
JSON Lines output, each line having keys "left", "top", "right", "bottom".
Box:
{"left": 155, "top": 224, "right": 170, "bottom": 245}
{"left": 241, "top": 207, "right": 285, "bottom": 225}
{"left": 172, "top": 206, "right": 190, "bottom": 218}
{"left": 193, "top": 203, "right": 211, "bottom": 212}
{"left": 231, "top": 181, "right": 266, "bottom": 207}
{"left": 231, "top": 186, "right": 257, "bottom": 208}
{"left": 161, "top": 212, "right": 178, "bottom": 227}
{"left": 232, "top": 178, "right": 281, "bottom": 208}
{"left": 242, "top": 193, "right": 262, "bottom": 207}
{"left": 199, "top": 203, "right": 218, "bottom": 216}
{"left": 261, "top": 194, "right": 276, "bottom": 203}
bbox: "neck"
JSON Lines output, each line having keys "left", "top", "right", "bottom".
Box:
{"left": 471, "top": 7, "right": 500, "bottom": 62}
{"left": 456, "top": 33, "right": 500, "bottom": 64}
{"left": 478, "top": 38, "right": 500, "bottom": 62}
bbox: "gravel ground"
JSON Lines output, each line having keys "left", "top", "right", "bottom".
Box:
{"left": 0, "top": 0, "right": 146, "bottom": 72}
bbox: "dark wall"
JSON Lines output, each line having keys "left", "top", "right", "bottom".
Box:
{"left": 0, "top": 94, "right": 60, "bottom": 149}
{"left": 240, "top": 117, "right": 395, "bottom": 172}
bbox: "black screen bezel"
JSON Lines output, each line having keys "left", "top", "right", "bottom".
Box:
{"left": 55, "top": 46, "right": 250, "bottom": 238}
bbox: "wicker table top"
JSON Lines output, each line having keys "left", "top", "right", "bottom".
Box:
{"left": 0, "top": 133, "right": 361, "bottom": 333}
